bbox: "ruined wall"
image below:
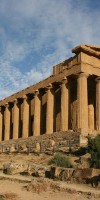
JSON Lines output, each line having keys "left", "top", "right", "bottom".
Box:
{"left": 0, "top": 131, "right": 80, "bottom": 153}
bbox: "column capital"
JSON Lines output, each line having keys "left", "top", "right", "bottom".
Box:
{"left": 22, "top": 94, "right": 28, "bottom": 100}
{"left": 5, "top": 103, "right": 9, "bottom": 108}
{"left": 77, "top": 72, "right": 89, "bottom": 79}
{"left": 60, "top": 77, "right": 68, "bottom": 85}
{"left": 62, "top": 76, "right": 67, "bottom": 81}
{"left": 13, "top": 98, "right": 18, "bottom": 104}
{"left": 34, "top": 89, "right": 40, "bottom": 96}
{"left": 46, "top": 83, "right": 53, "bottom": 91}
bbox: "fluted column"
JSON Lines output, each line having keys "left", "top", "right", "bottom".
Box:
{"left": 88, "top": 104, "right": 94, "bottom": 131}
{"left": 46, "top": 83, "right": 54, "bottom": 134}
{"left": 96, "top": 78, "right": 100, "bottom": 131}
{"left": 4, "top": 103, "right": 10, "bottom": 141}
{"left": 0, "top": 107, "right": 3, "bottom": 141}
{"left": 77, "top": 73, "right": 88, "bottom": 135}
{"left": 33, "top": 90, "right": 41, "bottom": 136}
{"left": 13, "top": 99, "right": 19, "bottom": 139}
{"left": 22, "top": 95, "right": 29, "bottom": 138}
{"left": 60, "top": 77, "right": 69, "bottom": 131}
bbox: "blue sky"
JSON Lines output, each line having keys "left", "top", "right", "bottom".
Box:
{"left": 0, "top": 0, "right": 100, "bottom": 99}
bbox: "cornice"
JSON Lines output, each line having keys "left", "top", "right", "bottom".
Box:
{"left": 72, "top": 44, "right": 100, "bottom": 58}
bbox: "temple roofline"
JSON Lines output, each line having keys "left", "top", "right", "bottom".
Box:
{"left": 72, "top": 44, "right": 100, "bottom": 58}
{"left": 1, "top": 44, "right": 100, "bottom": 104}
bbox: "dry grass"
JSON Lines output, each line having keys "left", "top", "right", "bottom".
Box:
{"left": 27, "top": 178, "right": 49, "bottom": 193}
{"left": 0, "top": 193, "right": 17, "bottom": 200}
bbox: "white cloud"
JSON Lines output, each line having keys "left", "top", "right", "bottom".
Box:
{"left": 0, "top": 0, "right": 100, "bottom": 99}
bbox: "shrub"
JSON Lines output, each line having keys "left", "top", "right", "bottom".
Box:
{"left": 48, "top": 153, "right": 73, "bottom": 168}
{"left": 88, "top": 134, "right": 100, "bottom": 168}
{"left": 0, "top": 196, "right": 4, "bottom": 200}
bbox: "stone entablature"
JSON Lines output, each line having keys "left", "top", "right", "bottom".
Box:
{"left": 0, "top": 44, "right": 100, "bottom": 142}
{"left": 53, "top": 45, "right": 100, "bottom": 76}
{"left": 53, "top": 57, "right": 75, "bottom": 75}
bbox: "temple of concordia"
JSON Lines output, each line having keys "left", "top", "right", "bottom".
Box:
{"left": 0, "top": 44, "right": 100, "bottom": 145}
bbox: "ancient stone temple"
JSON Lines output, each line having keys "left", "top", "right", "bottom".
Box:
{"left": 0, "top": 44, "right": 100, "bottom": 142}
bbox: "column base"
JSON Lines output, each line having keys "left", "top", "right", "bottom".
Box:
{"left": 77, "top": 128, "right": 88, "bottom": 147}
{"left": 80, "top": 135, "right": 88, "bottom": 147}
{"left": 77, "top": 128, "right": 88, "bottom": 136}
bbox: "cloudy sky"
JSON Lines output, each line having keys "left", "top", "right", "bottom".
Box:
{"left": 0, "top": 0, "right": 100, "bottom": 99}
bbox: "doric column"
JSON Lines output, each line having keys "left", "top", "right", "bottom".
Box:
{"left": 4, "top": 103, "right": 10, "bottom": 141}
{"left": 96, "top": 77, "right": 100, "bottom": 131}
{"left": 46, "top": 83, "right": 54, "bottom": 134}
{"left": 22, "top": 95, "right": 29, "bottom": 138}
{"left": 77, "top": 73, "right": 88, "bottom": 135}
{"left": 88, "top": 104, "right": 94, "bottom": 131}
{"left": 33, "top": 90, "right": 41, "bottom": 136}
{"left": 0, "top": 107, "right": 3, "bottom": 141}
{"left": 13, "top": 99, "right": 19, "bottom": 139}
{"left": 60, "top": 77, "right": 69, "bottom": 131}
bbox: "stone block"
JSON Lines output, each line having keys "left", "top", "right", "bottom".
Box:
{"left": 10, "top": 145, "right": 16, "bottom": 153}
{"left": 50, "top": 166, "right": 74, "bottom": 180}
{"left": 28, "top": 164, "right": 49, "bottom": 178}
{"left": 73, "top": 168, "right": 100, "bottom": 184}
{"left": 36, "top": 143, "right": 40, "bottom": 152}
{"left": 49, "top": 139, "right": 55, "bottom": 147}
{"left": 20, "top": 143, "right": 27, "bottom": 152}
{"left": 3, "top": 162, "right": 28, "bottom": 175}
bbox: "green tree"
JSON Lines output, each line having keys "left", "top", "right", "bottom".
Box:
{"left": 88, "top": 134, "right": 100, "bottom": 168}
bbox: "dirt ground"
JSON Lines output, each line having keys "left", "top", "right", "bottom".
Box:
{"left": 0, "top": 152, "right": 78, "bottom": 169}
{"left": 0, "top": 153, "right": 99, "bottom": 200}
{"left": 0, "top": 179, "right": 99, "bottom": 200}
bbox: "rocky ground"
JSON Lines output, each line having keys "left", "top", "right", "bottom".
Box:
{"left": 0, "top": 178, "right": 99, "bottom": 200}
{"left": 0, "top": 152, "right": 99, "bottom": 200}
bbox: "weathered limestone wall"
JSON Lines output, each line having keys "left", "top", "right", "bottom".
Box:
{"left": 53, "top": 55, "right": 78, "bottom": 75}
{"left": 0, "top": 131, "right": 80, "bottom": 153}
